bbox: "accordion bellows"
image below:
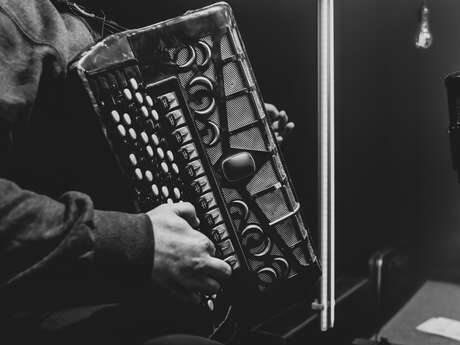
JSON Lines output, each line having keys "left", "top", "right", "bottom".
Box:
{"left": 66, "top": 2, "right": 320, "bottom": 322}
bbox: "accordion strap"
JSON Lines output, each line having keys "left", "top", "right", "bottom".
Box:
{"left": 52, "top": 1, "right": 127, "bottom": 37}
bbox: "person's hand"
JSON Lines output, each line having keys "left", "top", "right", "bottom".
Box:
{"left": 146, "top": 202, "right": 232, "bottom": 304}
{"left": 265, "top": 103, "right": 295, "bottom": 144}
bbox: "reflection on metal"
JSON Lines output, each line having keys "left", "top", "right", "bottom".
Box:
{"left": 317, "top": 0, "right": 335, "bottom": 332}
{"left": 198, "top": 40, "right": 212, "bottom": 67}
{"left": 415, "top": 0, "right": 433, "bottom": 49}
{"left": 241, "top": 224, "right": 272, "bottom": 257}
{"left": 177, "top": 45, "right": 196, "bottom": 70}
{"left": 203, "top": 121, "right": 221, "bottom": 146}
{"left": 268, "top": 202, "right": 301, "bottom": 227}
{"left": 188, "top": 76, "right": 216, "bottom": 116}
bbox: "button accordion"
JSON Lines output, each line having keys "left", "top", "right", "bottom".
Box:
{"left": 63, "top": 2, "right": 320, "bottom": 325}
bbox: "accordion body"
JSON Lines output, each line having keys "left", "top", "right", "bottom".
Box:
{"left": 62, "top": 2, "right": 320, "bottom": 323}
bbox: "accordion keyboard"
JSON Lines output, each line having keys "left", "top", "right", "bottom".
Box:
{"left": 95, "top": 70, "right": 241, "bottom": 271}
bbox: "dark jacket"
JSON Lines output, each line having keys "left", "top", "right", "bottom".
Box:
{"left": 0, "top": 0, "right": 154, "bottom": 312}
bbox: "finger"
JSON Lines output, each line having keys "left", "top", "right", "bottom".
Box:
{"left": 198, "top": 256, "right": 232, "bottom": 280}
{"left": 271, "top": 120, "right": 280, "bottom": 131}
{"left": 199, "top": 234, "right": 216, "bottom": 256}
{"left": 264, "top": 103, "right": 280, "bottom": 121}
{"left": 285, "top": 122, "right": 295, "bottom": 131}
{"left": 170, "top": 202, "right": 200, "bottom": 227}
{"left": 276, "top": 135, "right": 284, "bottom": 144}
{"left": 280, "top": 122, "right": 295, "bottom": 137}
{"left": 278, "top": 110, "right": 288, "bottom": 128}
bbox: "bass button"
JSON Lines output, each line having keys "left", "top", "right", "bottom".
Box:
{"left": 211, "top": 224, "right": 229, "bottom": 242}
{"left": 224, "top": 255, "right": 240, "bottom": 270}
{"left": 216, "top": 239, "right": 234, "bottom": 258}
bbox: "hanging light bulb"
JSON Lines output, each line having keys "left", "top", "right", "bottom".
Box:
{"left": 415, "top": 0, "right": 433, "bottom": 49}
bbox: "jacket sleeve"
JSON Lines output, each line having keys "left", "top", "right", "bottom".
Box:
{"left": 0, "top": 6, "right": 154, "bottom": 309}
{"left": 0, "top": 179, "right": 154, "bottom": 287}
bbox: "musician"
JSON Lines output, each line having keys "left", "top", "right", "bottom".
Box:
{"left": 0, "top": 1, "right": 294, "bottom": 344}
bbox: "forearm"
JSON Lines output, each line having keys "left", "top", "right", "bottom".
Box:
{"left": 0, "top": 178, "right": 154, "bottom": 309}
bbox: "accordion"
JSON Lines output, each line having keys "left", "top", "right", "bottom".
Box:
{"left": 62, "top": 2, "right": 320, "bottom": 324}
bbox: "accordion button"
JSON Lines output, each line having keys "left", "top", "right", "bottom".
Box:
{"left": 117, "top": 124, "right": 127, "bottom": 137}
{"left": 151, "top": 109, "right": 159, "bottom": 122}
{"left": 172, "top": 163, "right": 180, "bottom": 175}
{"left": 224, "top": 255, "right": 240, "bottom": 270}
{"left": 110, "top": 110, "right": 120, "bottom": 122}
{"left": 135, "top": 92, "right": 143, "bottom": 104}
{"left": 129, "top": 153, "right": 137, "bottom": 166}
{"left": 160, "top": 162, "right": 169, "bottom": 174}
{"left": 123, "top": 113, "right": 132, "bottom": 125}
{"left": 198, "top": 192, "right": 216, "bottom": 212}
{"left": 179, "top": 144, "right": 198, "bottom": 162}
{"left": 146, "top": 145, "right": 154, "bottom": 158}
{"left": 198, "top": 198, "right": 208, "bottom": 211}
{"left": 134, "top": 168, "right": 143, "bottom": 181}
{"left": 192, "top": 176, "right": 210, "bottom": 195}
{"left": 145, "top": 95, "right": 154, "bottom": 107}
{"left": 150, "top": 134, "right": 160, "bottom": 146}
{"left": 186, "top": 165, "right": 196, "bottom": 179}
{"left": 166, "top": 113, "right": 176, "bottom": 128}
{"left": 173, "top": 187, "right": 181, "bottom": 199}
{"left": 173, "top": 127, "right": 191, "bottom": 146}
{"left": 145, "top": 170, "right": 153, "bottom": 182}
{"left": 174, "top": 132, "right": 184, "bottom": 146}
{"left": 123, "top": 88, "right": 133, "bottom": 101}
{"left": 141, "top": 106, "right": 149, "bottom": 118}
{"left": 192, "top": 181, "right": 203, "bottom": 195}
{"left": 161, "top": 186, "right": 170, "bottom": 198}
{"left": 129, "top": 78, "right": 139, "bottom": 90}
{"left": 160, "top": 92, "right": 179, "bottom": 110}
{"left": 221, "top": 152, "right": 256, "bottom": 183}
{"left": 128, "top": 128, "right": 137, "bottom": 140}
{"left": 205, "top": 214, "right": 215, "bottom": 227}
{"left": 167, "top": 198, "right": 174, "bottom": 204}
{"left": 166, "top": 150, "right": 174, "bottom": 162}
{"left": 185, "top": 161, "right": 204, "bottom": 179}
{"left": 140, "top": 132, "right": 149, "bottom": 144}
{"left": 211, "top": 225, "right": 229, "bottom": 242}
{"left": 217, "top": 239, "right": 234, "bottom": 258}
{"left": 207, "top": 299, "right": 214, "bottom": 311}
{"left": 151, "top": 184, "right": 159, "bottom": 197}
{"left": 156, "top": 148, "right": 165, "bottom": 160}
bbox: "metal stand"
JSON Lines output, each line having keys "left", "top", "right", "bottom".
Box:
{"left": 316, "top": 0, "right": 335, "bottom": 331}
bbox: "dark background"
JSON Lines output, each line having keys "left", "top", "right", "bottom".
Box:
{"left": 80, "top": 0, "right": 460, "bottom": 279}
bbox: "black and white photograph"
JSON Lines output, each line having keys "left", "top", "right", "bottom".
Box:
{"left": 1, "top": 1, "right": 460, "bottom": 344}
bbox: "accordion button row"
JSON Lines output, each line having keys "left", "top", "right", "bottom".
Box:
{"left": 102, "top": 73, "right": 241, "bottom": 270}
{"left": 158, "top": 96, "right": 240, "bottom": 269}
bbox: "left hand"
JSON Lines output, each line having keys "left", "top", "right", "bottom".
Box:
{"left": 265, "top": 103, "right": 295, "bottom": 144}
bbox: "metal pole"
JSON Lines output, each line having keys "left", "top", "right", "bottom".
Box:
{"left": 317, "top": 0, "right": 335, "bottom": 331}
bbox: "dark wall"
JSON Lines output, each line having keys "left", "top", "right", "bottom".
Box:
{"left": 338, "top": 0, "right": 460, "bottom": 275}
{"left": 80, "top": 0, "right": 460, "bottom": 277}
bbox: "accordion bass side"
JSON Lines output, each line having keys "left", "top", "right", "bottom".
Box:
{"left": 64, "top": 2, "right": 320, "bottom": 322}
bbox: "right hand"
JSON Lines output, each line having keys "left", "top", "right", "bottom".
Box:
{"left": 146, "top": 202, "right": 232, "bottom": 304}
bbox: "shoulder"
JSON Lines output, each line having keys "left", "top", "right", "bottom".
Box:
{"left": 0, "top": 0, "right": 95, "bottom": 66}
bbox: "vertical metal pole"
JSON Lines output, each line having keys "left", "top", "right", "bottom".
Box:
{"left": 318, "top": 0, "right": 335, "bottom": 331}
{"left": 328, "top": 0, "right": 335, "bottom": 329}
